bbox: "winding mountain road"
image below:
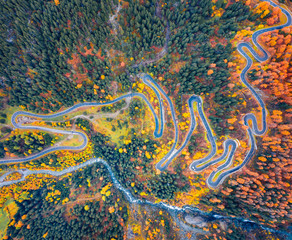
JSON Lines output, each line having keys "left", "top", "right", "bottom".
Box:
{"left": 2, "top": 91, "right": 163, "bottom": 164}
{"left": 199, "top": 0, "right": 292, "bottom": 188}
{"left": 0, "top": 0, "right": 290, "bottom": 191}
{"left": 0, "top": 1, "right": 291, "bottom": 237}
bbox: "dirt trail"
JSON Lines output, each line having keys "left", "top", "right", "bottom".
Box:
{"left": 109, "top": 1, "right": 122, "bottom": 35}
{"left": 71, "top": 96, "right": 131, "bottom": 122}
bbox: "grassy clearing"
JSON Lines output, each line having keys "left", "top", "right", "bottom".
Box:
{"left": 2, "top": 106, "right": 22, "bottom": 123}
{"left": 60, "top": 134, "right": 84, "bottom": 147}
{"left": 0, "top": 106, "right": 22, "bottom": 138}
{"left": 0, "top": 208, "right": 9, "bottom": 239}
{"left": 93, "top": 117, "right": 129, "bottom": 147}
{"left": 43, "top": 106, "right": 102, "bottom": 122}
{"left": 0, "top": 198, "right": 21, "bottom": 239}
